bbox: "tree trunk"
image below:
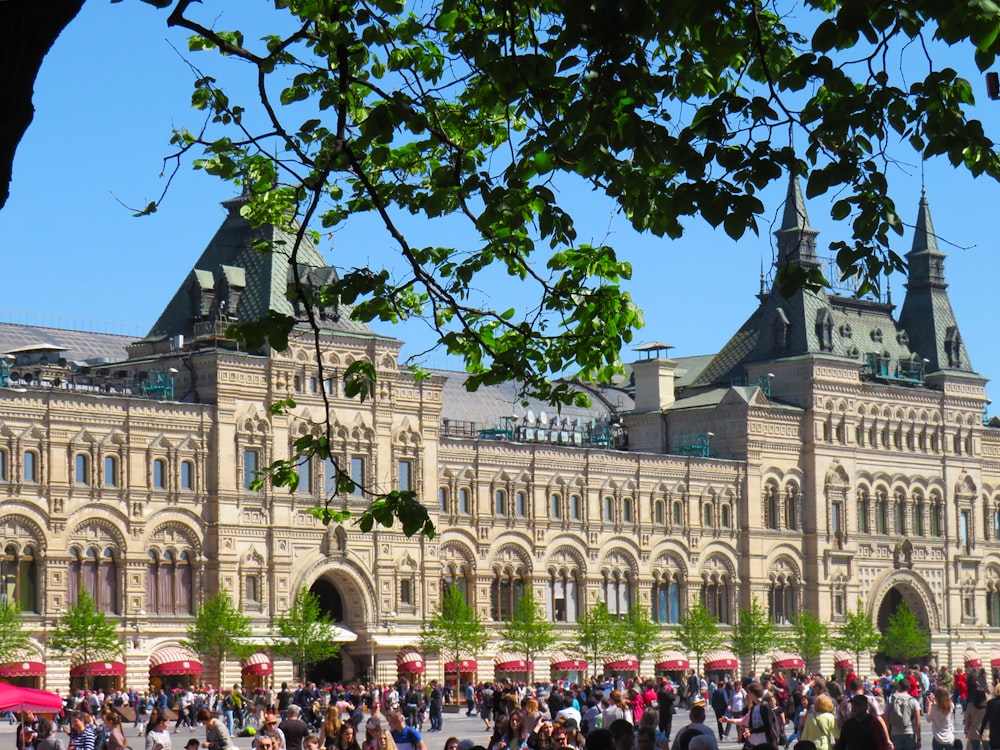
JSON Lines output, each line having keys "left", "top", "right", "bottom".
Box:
{"left": 0, "top": 0, "right": 86, "bottom": 210}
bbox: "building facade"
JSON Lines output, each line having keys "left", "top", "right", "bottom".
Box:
{"left": 3, "top": 179, "right": 999, "bottom": 690}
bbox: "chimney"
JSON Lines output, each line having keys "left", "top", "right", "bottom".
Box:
{"left": 631, "top": 342, "right": 677, "bottom": 412}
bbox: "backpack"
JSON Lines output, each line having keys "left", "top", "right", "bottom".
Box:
{"left": 889, "top": 693, "right": 917, "bottom": 733}
{"left": 750, "top": 703, "right": 781, "bottom": 744}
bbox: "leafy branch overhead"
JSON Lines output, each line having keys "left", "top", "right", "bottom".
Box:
{"left": 127, "top": 0, "right": 1000, "bottom": 537}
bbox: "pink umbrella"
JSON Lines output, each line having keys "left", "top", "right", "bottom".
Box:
{"left": 0, "top": 682, "right": 63, "bottom": 713}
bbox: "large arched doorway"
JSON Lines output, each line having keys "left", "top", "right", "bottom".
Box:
{"left": 306, "top": 572, "right": 364, "bottom": 685}
{"left": 874, "top": 582, "right": 933, "bottom": 672}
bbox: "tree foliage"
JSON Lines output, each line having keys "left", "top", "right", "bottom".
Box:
{"left": 731, "top": 596, "right": 780, "bottom": 674}
{"left": 0, "top": 602, "right": 30, "bottom": 667}
{"left": 272, "top": 587, "right": 344, "bottom": 682}
{"left": 785, "top": 610, "right": 829, "bottom": 667}
{"left": 499, "top": 588, "right": 557, "bottom": 684}
{"left": 831, "top": 598, "right": 882, "bottom": 674}
{"left": 184, "top": 589, "right": 252, "bottom": 684}
{"left": 573, "top": 602, "right": 623, "bottom": 678}
{"left": 673, "top": 602, "right": 724, "bottom": 676}
{"left": 48, "top": 590, "right": 123, "bottom": 688}
{"left": 880, "top": 601, "right": 931, "bottom": 664}
{"left": 420, "top": 585, "right": 489, "bottom": 680}
{"left": 625, "top": 607, "right": 663, "bottom": 667}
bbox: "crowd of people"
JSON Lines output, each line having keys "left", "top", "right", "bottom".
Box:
{"left": 14, "top": 663, "right": 1000, "bottom": 750}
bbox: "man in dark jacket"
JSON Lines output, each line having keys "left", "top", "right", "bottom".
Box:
{"left": 710, "top": 681, "right": 730, "bottom": 739}
{"left": 656, "top": 681, "right": 675, "bottom": 742}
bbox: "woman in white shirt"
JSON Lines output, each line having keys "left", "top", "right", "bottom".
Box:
{"left": 926, "top": 686, "right": 956, "bottom": 750}
{"left": 145, "top": 711, "right": 172, "bottom": 750}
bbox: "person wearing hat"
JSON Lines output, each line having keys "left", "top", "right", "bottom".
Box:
{"left": 255, "top": 713, "right": 286, "bottom": 750}
{"left": 363, "top": 717, "right": 385, "bottom": 750}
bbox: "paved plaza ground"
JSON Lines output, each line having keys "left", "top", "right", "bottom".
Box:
{"left": 0, "top": 706, "right": 970, "bottom": 750}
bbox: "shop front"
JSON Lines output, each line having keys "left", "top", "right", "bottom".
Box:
{"left": 149, "top": 647, "right": 203, "bottom": 692}
{"left": 242, "top": 652, "right": 273, "bottom": 692}
{"left": 0, "top": 660, "right": 45, "bottom": 689}
{"left": 549, "top": 653, "right": 586, "bottom": 686}
{"left": 70, "top": 661, "right": 126, "bottom": 692}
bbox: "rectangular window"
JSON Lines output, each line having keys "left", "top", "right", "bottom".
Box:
{"left": 351, "top": 457, "right": 365, "bottom": 495}
{"left": 438, "top": 487, "right": 448, "bottom": 511}
{"left": 515, "top": 491, "right": 526, "bottom": 516}
{"left": 75, "top": 454, "right": 88, "bottom": 486}
{"left": 325, "top": 456, "right": 337, "bottom": 495}
{"left": 571, "top": 495, "right": 581, "bottom": 520}
{"left": 400, "top": 579, "right": 413, "bottom": 605}
{"left": 243, "top": 450, "right": 259, "bottom": 490}
{"left": 398, "top": 460, "right": 412, "bottom": 492}
{"left": 103, "top": 456, "right": 116, "bottom": 487}
{"left": 552, "top": 579, "right": 566, "bottom": 622}
{"left": 297, "top": 457, "right": 312, "bottom": 494}
{"left": 460, "top": 488, "right": 470, "bottom": 514}
{"left": 246, "top": 575, "right": 259, "bottom": 604}
{"left": 961, "top": 510, "right": 971, "bottom": 552}
{"left": 153, "top": 459, "right": 166, "bottom": 489}
{"left": 0, "top": 451, "right": 6, "bottom": 481}
{"left": 831, "top": 502, "right": 841, "bottom": 537}
{"left": 551, "top": 494, "right": 561, "bottom": 519}
{"left": 994, "top": 510, "right": 1000, "bottom": 539}
{"left": 23, "top": 452, "right": 36, "bottom": 483}
{"left": 181, "top": 461, "right": 193, "bottom": 490}
{"left": 495, "top": 490, "right": 505, "bottom": 515}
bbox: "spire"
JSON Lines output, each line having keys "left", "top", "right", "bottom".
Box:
{"left": 774, "top": 173, "right": 820, "bottom": 270}
{"left": 899, "top": 193, "right": 973, "bottom": 373}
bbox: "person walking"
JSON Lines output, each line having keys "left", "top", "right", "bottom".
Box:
{"left": 886, "top": 676, "right": 921, "bottom": 750}
{"left": 979, "top": 683, "right": 1000, "bottom": 749}
{"left": 835, "top": 694, "right": 890, "bottom": 750}
{"left": 198, "top": 708, "right": 238, "bottom": 750}
{"left": 966, "top": 687, "right": 988, "bottom": 750}
{"left": 709, "top": 681, "right": 729, "bottom": 740}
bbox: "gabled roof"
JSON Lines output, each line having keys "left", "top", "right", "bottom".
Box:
{"left": 0, "top": 323, "right": 131, "bottom": 363}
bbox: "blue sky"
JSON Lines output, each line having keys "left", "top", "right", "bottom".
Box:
{"left": 2, "top": 1, "right": 1000, "bottom": 408}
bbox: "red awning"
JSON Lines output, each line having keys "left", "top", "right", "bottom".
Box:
{"left": 495, "top": 654, "right": 533, "bottom": 672}
{"left": 991, "top": 649, "right": 1000, "bottom": 668}
{"left": 397, "top": 647, "right": 425, "bottom": 674}
{"left": 444, "top": 659, "right": 478, "bottom": 674}
{"left": 964, "top": 648, "right": 983, "bottom": 669}
{"left": 703, "top": 650, "right": 738, "bottom": 672}
{"left": 655, "top": 651, "right": 690, "bottom": 672}
{"left": 150, "top": 646, "right": 202, "bottom": 677}
{"left": 833, "top": 650, "right": 853, "bottom": 670}
{"left": 70, "top": 661, "right": 126, "bottom": 677}
{"left": 604, "top": 658, "right": 639, "bottom": 672}
{"left": 770, "top": 652, "right": 804, "bottom": 671}
{"left": 552, "top": 658, "right": 588, "bottom": 672}
{"left": 243, "top": 652, "right": 272, "bottom": 676}
{"left": 0, "top": 662, "right": 45, "bottom": 678}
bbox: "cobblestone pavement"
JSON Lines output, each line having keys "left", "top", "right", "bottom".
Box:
{"left": 0, "top": 707, "right": 970, "bottom": 750}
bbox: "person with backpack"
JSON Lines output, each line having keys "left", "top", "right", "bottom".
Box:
{"left": 887, "top": 677, "right": 921, "bottom": 750}
{"left": 835, "top": 694, "right": 890, "bottom": 750}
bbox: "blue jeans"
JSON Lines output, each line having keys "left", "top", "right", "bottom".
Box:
{"left": 892, "top": 735, "right": 916, "bottom": 750}
{"left": 225, "top": 709, "right": 235, "bottom": 735}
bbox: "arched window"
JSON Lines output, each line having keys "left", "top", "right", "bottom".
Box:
{"left": 857, "top": 488, "right": 870, "bottom": 534}
{"left": 930, "top": 494, "right": 943, "bottom": 536}
{"left": 785, "top": 484, "right": 799, "bottom": 530}
{"left": 459, "top": 488, "right": 470, "bottom": 514}
{"left": 153, "top": 458, "right": 166, "bottom": 489}
{"left": 654, "top": 500, "right": 664, "bottom": 525}
{"left": 622, "top": 498, "right": 633, "bottom": 523}
{"left": 0, "top": 451, "right": 6, "bottom": 481}
{"left": 71, "top": 546, "right": 120, "bottom": 613}
{"left": 769, "top": 574, "right": 798, "bottom": 624}
{"left": 604, "top": 497, "right": 614, "bottom": 522}
{"left": 673, "top": 501, "right": 683, "bottom": 526}
{"left": 490, "top": 567, "right": 526, "bottom": 621}
{"left": 438, "top": 487, "right": 449, "bottom": 511}
{"left": 875, "top": 490, "right": 888, "bottom": 534}
{"left": 443, "top": 563, "right": 470, "bottom": 605}
{"left": 180, "top": 460, "right": 194, "bottom": 491}
{"left": 515, "top": 491, "right": 526, "bottom": 516}
{"left": 721, "top": 504, "right": 732, "bottom": 529}
{"left": 146, "top": 550, "right": 160, "bottom": 614}
{"left": 652, "top": 571, "right": 683, "bottom": 624}
{"left": 700, "top": 576, "right": 731, "bottom": 624}
{"left": 23, "top": 451, "right": 37, "bottom": 483}
{"left": 703, "top": 503, "right": 713, "bottom": 528}
{"left": 494, "top": 490, "right": 506, "bottom": 515}
{"left": 601, "top": 570, "right": 632, "bottom": 616}
{"left": 570, "top": 495, "right": 581, "bottom": 520}
{"left": 914, "top": 496, "right": 925, "bottom": 536}
{"left": 550, "top": 494, "right": 562, "bottom": 519}
{"left": 765, "top": 484, "right": 779, "bottom": 529}
{"left": 894, "top": 491, "right": 906, "bottom": 535}
{"left": 549, "top": 568, "right": 580, "bottom": 623}
{"left": 74, "top": 454, "right": 89, "bottom": 486}
{"left": 15, "top": 545, "right": 38, "bottom": 613}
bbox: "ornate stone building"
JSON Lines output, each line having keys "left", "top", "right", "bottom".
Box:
{"left": 2, "top": 177, "right": 998, "bottom": 690}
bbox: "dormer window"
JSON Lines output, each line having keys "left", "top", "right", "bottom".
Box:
{"left": 946, "top": 327, "right": 963, "bottom": 368}
{"left": 870, "top": 328, "right": 883, "bottom": 343}
{"left": 772, "top": 308, "right": 790, "bottom": 352}
{"left": 839, "top": 323, "right": 852, "bottom": 339}
{"left": 816, "top": 309, "right": 833, "bottom": 352}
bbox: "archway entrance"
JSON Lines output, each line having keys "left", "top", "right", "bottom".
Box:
{"left": 307, "top": 576, "right": 351, "bottom": 684}
{"left": 874, "top": 583, "right": 933, "bottom": 672}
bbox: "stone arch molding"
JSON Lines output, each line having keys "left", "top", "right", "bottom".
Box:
{"left": 866, "top": 568, "right": 941, "bottom": 633}
{"left": 295, "top": 555, "right": 377, "bottom": 627}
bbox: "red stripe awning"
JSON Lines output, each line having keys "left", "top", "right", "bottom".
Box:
{"left": 655, "top": 651, "right": 690, "bottom": 672}
{"left": 991, "top": 649, "right": 1000, "bottom": 668}
{"left": 552, "top": 658, "right": 587, "bottom": 671}
{"left": 770, "top": 652, "right": 804, "bottom": 670}
{"left": 70, "top": 661, "right": 126, "bottom": 677}
{"left": 397, "top": 647, "right": 425, "bottom": 674}
{"left": 833, "top": 650, "right": 853, "bottom": 669}
{"left": 243, "top": 652, "right": 272, "bottom": 676}
{"left": 150, "top": 646, "right": 202, "bottom": 676}
{"left": 0, "top": 661, "right": 46, "bottom": 678}
{"left": 604, "top": 658, "right": 639, "bottom": 672}
{"left": 495, "top": 654, "right": 533, "bottom": 672}
{"left": 444, "top": 659, "right": 478, "bottom": 674}
{"left": 703, "top": 650, "right": 738, "bottom": 672}
{"left": 965, "top": 648, "right": 983, "bottom": 669}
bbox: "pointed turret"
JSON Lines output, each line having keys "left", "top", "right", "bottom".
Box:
{"left": 774, "top": 174, "right": 820, "bottom": 270}
{"left": 898, "top": 193, "right": 974, "bottom": 373}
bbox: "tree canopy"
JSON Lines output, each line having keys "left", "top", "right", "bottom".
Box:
{"left": 272, "top": 587, "right": 344, "bottom": 682}
{"left": 5, "top": 0, "right": 1000, "bottom": 537}
{"left": 420, "top": 585, "right": 489, "bottom": 680}
{"left": 184, "top": 589, "right": 252, "bottom": 684}
{"left": 731, "top": 596, "right": 780, "bottom": 674}
{"left": 880, "top": 601, "right": 931, "bottom": 664}
{"left": 499, "top": 588, "right": 557, "bottom": 684}
{"left": 674, "top": 602, "right": 724, "bottom": 676}
{"left": 47, "top": 590, "right": 123, "bottom": 688}
{"left": 831, "top": 598, "right": 882, "bottom": 674}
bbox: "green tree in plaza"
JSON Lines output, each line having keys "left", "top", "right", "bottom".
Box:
{"left": 574, "top": 602, "right": 624, "bottom": 679}
{"left": 420, "top": 584, "right": 488, "bottom": 685}
{"left": 48, "top": 589, "right": 123, "bottom": 689}
{"left": 499, "top": 588, "right": 557, "bottom": 685}
{"left": 831, "top": 598, "right": 882, "bottom": 675}
{"left": 880, "top": 601, "right": 931, "bottom": 665}
{"left": 184, "top": 589, "right": 252, "bottom": 685}
{"left": 673, "top": 602, "right": 724, "bottom": 676}
{"left": 785, "top": 610, "right": 829, "bottom": 669}
{"left": 731, "top": 596, "right": 781, "bottom": 674}
{"left": 272, "top": 587, "right": 344, "bottom": 683}
{"left": 0, "top": 601, "right": 31, "bottom": 667}
{"left": 625, "top": 607, "right": 663, "bottom": 669}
